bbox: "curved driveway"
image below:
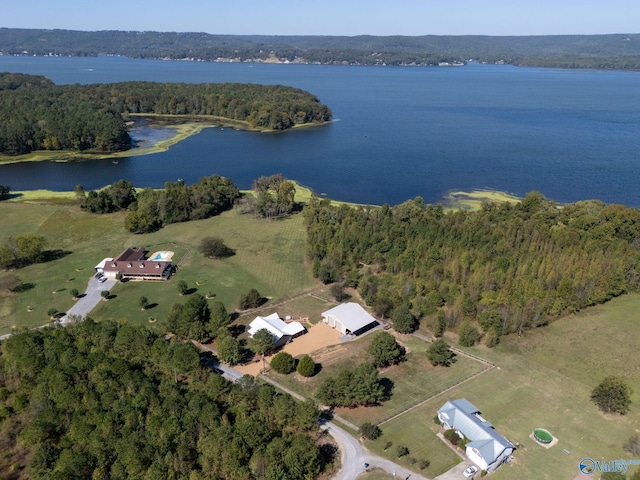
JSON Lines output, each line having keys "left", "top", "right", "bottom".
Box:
{"left": 322, "top": 420, "right": 430, "bottom": 480}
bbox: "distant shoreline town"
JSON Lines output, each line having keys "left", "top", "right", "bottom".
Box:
{"left": 1, "top": 28, "right": 638, "bottom": 70}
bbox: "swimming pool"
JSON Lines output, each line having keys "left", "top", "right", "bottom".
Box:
{"left": 149, "top": 251, "right": 173, "bottom": 261}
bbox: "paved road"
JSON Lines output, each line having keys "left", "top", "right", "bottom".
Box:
{"left": 59, "top": 275, "right": 117, "bottom": 325}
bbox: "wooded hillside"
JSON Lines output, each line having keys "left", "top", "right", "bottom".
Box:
{"left": 304, "top": 193, "right": 640, "bottom": 341}
{"left": 0, "top": 72, "right": 332, "bottom": 155}
{"left": 1, "top": 28, "right": 639, "bottom": 69}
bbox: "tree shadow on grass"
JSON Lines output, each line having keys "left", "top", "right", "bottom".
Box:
{"left": 229, "top": 324, "right": 246, "bottom": 337}
{"left": 185, "top": 287, "right": 198, "bottom": 295}
{"left": 146, "top": 303, "right": 158, "bottom": 309}
{"left": 41, "top": 249, "right": 72, "bottom": 263}
{"left": 12, "top": 282, "right": 35, "bottom": 293}
{"left": 380, "top": 377, "right": 395, "bottom": 401}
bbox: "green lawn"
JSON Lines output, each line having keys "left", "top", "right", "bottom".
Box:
{"left": 0, "top": 194, "right": 317, "bottom": 334}
{"left": 372, "top": 294, "right": 640, "bottom": 480}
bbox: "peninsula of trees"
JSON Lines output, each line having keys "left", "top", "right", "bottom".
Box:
{"left": 0, "top": 72, "right": 332, "bottom": 155}
{"left": 1, "top": 28, "right": 639, "bottom": 70}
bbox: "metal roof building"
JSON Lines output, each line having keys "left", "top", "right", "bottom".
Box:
{"left": 321, "top": 302, "right": 378, "bottom": 336}
{"left": 438, "top": 398, "right": 514, "bottom": 472}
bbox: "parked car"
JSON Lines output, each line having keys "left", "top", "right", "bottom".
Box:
{"left": 463, "top": 466, "right": 478, "bottom": 478}
{"left": 99, "top": 276, "right": 107, "bottom": 283}
{"left": 95, "top": 272, "right": 103, "bottom": 279}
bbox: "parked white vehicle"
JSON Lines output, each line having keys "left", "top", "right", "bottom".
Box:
{"left": 463, "top": 466, "right": 478, "bottom": 478}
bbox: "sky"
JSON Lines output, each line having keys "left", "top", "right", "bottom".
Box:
{"left": 2, "top": 0, "right": 638, "bottom": 36}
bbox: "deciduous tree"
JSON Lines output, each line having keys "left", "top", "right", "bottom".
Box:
{"left": 591, "top": 376, "right": 632, "bottom": 414}
{"left": 249, "top": 329, "right": 275, "bottom": 355}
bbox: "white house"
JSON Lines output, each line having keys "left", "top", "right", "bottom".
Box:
{"left": 248, "top": 312, "right": 306, "bottom": 348}
{"left": 437, "top": 398, "right": 514, "bottom": 472}
{"left": 321, "top": 302, "right": 378, "bottom": 336}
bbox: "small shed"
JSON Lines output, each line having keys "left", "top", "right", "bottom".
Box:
{"left": 321, "top": 302, "right": 378, "bottom": 336}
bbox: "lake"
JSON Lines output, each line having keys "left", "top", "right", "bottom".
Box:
{"left": 0, "top": 55, "right": 639, "bottom": 206}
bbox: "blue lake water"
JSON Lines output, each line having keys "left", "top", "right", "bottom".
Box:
{"left": 0, "top": 55, "right": 639, "bottom": 206}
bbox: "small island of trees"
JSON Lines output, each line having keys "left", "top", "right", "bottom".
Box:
{"left": 0, "top": 72, "right": 332, "bottom": 156}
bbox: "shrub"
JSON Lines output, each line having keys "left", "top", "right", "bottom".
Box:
{"left": 419, "top": 459, "right": 430, "bottom": 470}
{"left": 396, "top": 445, "right": 409, "bottom": 458}
{"left": 444, "top": 428, "right": 462, "bottom": 446}
{"left": 296, "top": 354, "right": 316, "bottom": 377}
{"left": 270, "top": 352, "right": 296, "bottom": 374}
{"left": 359, "top": 422, "right": 381, "bottom": 440}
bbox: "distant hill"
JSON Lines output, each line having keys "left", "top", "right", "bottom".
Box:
{"left": 1, "top": 28, "right": 639, "bottom": 70}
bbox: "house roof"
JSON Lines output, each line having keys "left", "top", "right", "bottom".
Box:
{"left": 114, "top": 247, "right": 146, "bottom": 262}
{"left": 94, "top": 257, "right": 113, "bottom": 270}
{"left": 104, "top": 260, "right": 171, "bottom": 276}
{"left": 438, "top": 399, "right": 513, "bottom": 466}
{"left": 321, "top": 303, "right": 377, "bottom": 333}
{"left": 248, "top": 313, "right": 305, "bottom": 342}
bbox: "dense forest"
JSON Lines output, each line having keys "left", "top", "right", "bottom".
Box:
{"left": 79, "top": 175, "right": 240, "bottom": 233}
{"left": 303, "top": 193, "right": 640, "bottom": 343}
{"left": 0, "top": 320, "right": 331, "bottom": 480}
{"left": 0, "top": 72, "right": 332, "bottom": 155}
{"left": 1, "top": 28, "right": 639, "bottom": 69}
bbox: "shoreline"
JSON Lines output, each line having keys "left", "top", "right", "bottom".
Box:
{"left": 0, "top": 115, "right": 332, "bottom": 165}
{"left": 5, "top": 185, "right": 519, "bottom": 211}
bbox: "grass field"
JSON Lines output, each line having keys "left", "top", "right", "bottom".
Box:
{"left": 368, "top": 294, "right": 640, "bottom": 480}
{"left": 0, "top": 191, "right": 317, "bottom": 335}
